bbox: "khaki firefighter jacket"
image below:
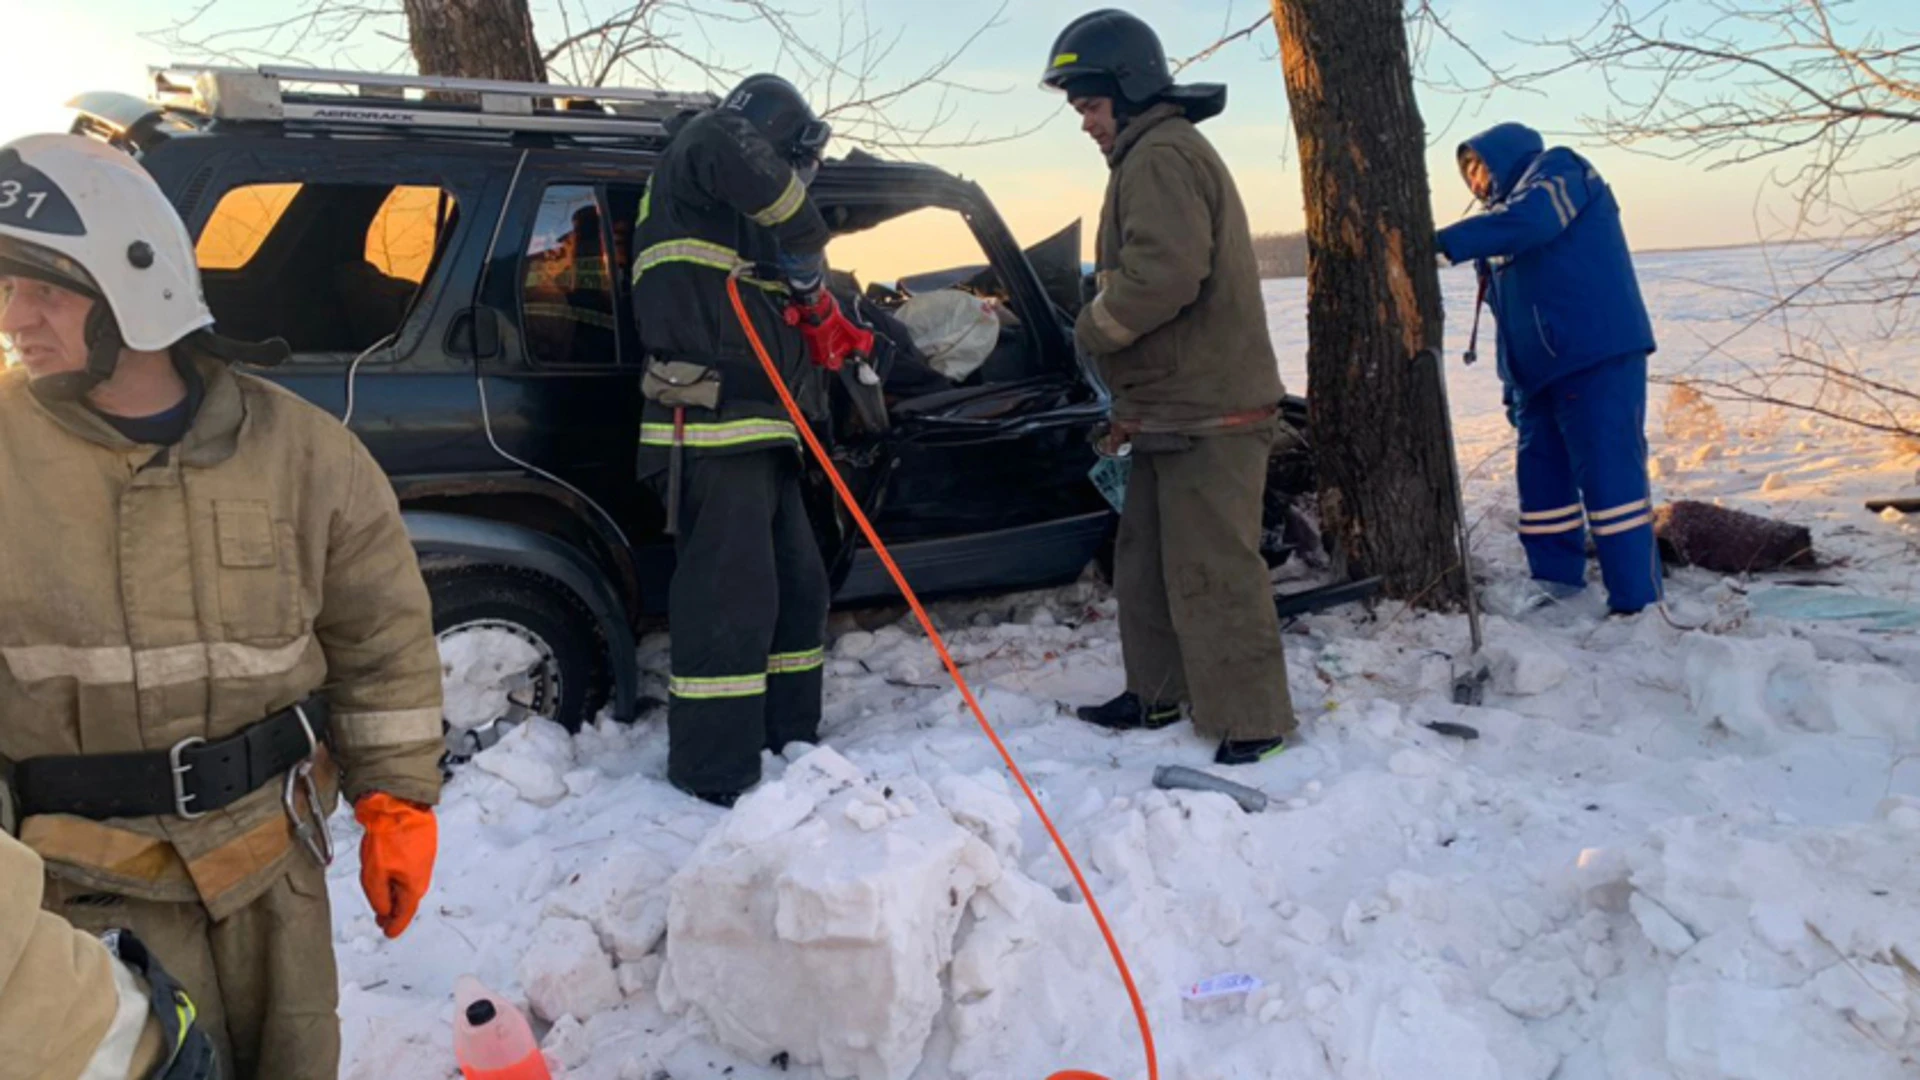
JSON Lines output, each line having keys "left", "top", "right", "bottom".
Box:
{"left": 1076, "top": 102, "right": 1285, "bottom": 431}
{"left": 0, "top": 347, "right": 443, "bottom": 921}
{"left": 0, "top": 829, "right": 164, "bottom": 1080}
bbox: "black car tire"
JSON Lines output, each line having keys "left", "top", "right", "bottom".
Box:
{"left": 425, "top": 564, "right": 610, "bottom": 734}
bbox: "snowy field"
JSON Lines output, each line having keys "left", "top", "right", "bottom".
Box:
{"left": 330, "top": 245, "right": 1920, "bottom": 1080}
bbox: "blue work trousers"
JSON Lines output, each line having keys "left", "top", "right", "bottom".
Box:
{"left": 1512, "top": 353, "right": 1663, "bottom": 614}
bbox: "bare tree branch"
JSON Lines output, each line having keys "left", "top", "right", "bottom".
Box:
{"left": 1173, "top": 11, "right": 1271, "bottom": 74}
{"left": 147, "top": 0, "right": 1035, "bottom": 155}
{"left": 1497, "top": 0, "right": 1920, "bottom": 436}
{"left": 1170, "top": 0, "right": 1516, "bottom": 101}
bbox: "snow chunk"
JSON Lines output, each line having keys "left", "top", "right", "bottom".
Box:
{"left": 1372, "top": 986, "right": 1506, "bottom": 1080}
{"left": 1630, "top": 892, "right": 1698, "bottom": 956}
{"left": 1500, "top": 898, "right": 1545, "bottom": 939}
{"left": 1812, "top": 961, "right": 1910, "bottom": 1041}
{"left": 1684, "top": 635, "right": 1920, "bottom": 744}
{"left": 471, "top": 718, "right": 575, "bottom": 806}
{"left": 337, "top": 985, "right": 446, "bottom": 1080}
{"left": 934, "top": 772, "right": 1024, "bottom": 865}
{"left": 1581, "top": 942, "right": 1621, "bottom": 980}
{"left": 520, "top": 916, "right": 621, "bottom": 1024}
{"left": 618, "top": 956, "right": 663, "bottom": 1001}
{"left": 541, "top": 1014, "right": 591, "bottom": 1072}
{"left": 845, "top": 798, "right": 890, "bottom": 832}
{"left": 1749, "top": 902, "right": 1808, "bottom": 955}
{"left": 1878, "top": 796, "right": 1920, "bottom": 832}
{"left": 1488, "top": 958, "right": 1583, "bottom": 1020}
{"left": 1387, "top": 872, "right": 1451, "bottom": 923}
{"left": 563, "top": 768, "right": 600, "bottom": 798}
{"left": 440, "top": 627, "right": 543, "bottom": 730}
{"left": 661, "top": 747, "right": 1000, "bottom": 1080}
{"left": 1287, "top": 905, "right": 1334, "bottom": 946}
{"left": 543, "top": 852, "right": 672, "bottom": 961}
{"left": 834, "top": 630, "right": 879, "bottom": 659}
{"left": 1486, "top": 638, "right": 1571, "bottom": 696}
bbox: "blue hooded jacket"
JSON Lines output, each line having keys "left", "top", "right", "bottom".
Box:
{"left": 1437, "top": 122, "right": 1656, "bottom": 396}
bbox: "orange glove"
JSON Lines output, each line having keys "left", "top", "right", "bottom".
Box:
{"left": 354, "top": 793, "right": 437, "bottom": 939}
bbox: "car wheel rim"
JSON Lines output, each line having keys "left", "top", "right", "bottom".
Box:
{"left": 437, "top": 619, "right": 564, "bottom": 757}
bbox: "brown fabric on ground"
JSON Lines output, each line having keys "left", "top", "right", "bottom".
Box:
{"left": 1653, "top": 499, "right": 1817, "bottom": 573}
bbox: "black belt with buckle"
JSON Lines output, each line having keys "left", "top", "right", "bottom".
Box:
{"left": 13, "top": 696, "right": 330, "bottom": 822}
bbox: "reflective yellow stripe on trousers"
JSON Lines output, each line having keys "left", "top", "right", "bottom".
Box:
{"left": 669, "top": 651, "right": 821, "bottom": 702}
{"left": 768, "top": 648, "right": 825, "bottom": 676}
{"left": 669, "top": 672, "right": 767, "bottom": 700}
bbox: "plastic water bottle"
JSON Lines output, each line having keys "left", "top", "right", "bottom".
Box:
{"left": 452, "top": 976, "right": 551, "bottom": 1080}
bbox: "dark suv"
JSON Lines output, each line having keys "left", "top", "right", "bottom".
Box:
{"left": 66, "top": 66, "right": 1346, "bottom": 737}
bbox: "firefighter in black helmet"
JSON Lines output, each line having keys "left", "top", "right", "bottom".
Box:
{"left": 631, "top": 73, "right": 872, "bottom": 807}
{"left": 1043, "top": 11, "right": 1299, "bottom": 765}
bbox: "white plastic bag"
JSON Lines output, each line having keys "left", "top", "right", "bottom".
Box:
{"left": 895, "top": 289, "right": 1000, "bottom": 381}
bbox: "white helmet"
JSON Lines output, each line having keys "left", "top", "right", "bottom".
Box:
{"left": 0, "top": 134, "right": 218, "bottom": 396}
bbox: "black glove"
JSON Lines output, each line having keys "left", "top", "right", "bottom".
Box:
{"left": 103, "top": 929, "right": 221, "bottom": 1080}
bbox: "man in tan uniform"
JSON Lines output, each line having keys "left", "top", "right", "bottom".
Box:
{"left": 2, "top": 829, "right": 216, "bottom": 1079}
{"left": 1043, "top": 10, "right": 1297, "bottom": 764}
{"left": 0, "top": 134, "right": 445, "bottom": 1079}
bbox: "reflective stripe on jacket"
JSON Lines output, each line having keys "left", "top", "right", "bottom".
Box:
{"left": 1436, "top": 122, "right": 1657, "bottom": 395}
{"left": 631, "top": 109, "right": 832, "bottom": 461}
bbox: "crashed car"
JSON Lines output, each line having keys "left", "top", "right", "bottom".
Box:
{"left": 64, "top": 65, "right": 1357, "bottom": 742}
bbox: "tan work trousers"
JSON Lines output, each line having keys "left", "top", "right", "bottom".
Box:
{"left": 1114, "top": 425, "right": 1297, "bottom": 741}
{"left": 46, "top": 856, "right": 341, "bottom": 1080}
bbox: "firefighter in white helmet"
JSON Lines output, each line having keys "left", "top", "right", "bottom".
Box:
{"left": 0, "top": 133, "right": 445, "bottom": 1079}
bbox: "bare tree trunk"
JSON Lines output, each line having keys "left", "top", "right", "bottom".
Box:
{"left": 402, "top": 0, "right": 547, "bottom": 83}
{"left": 1270, "top": 0, "right": 1465, "bottom": 606}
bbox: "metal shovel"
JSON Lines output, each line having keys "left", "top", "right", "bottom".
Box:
{"left": 1423, "top": 346, "right": 1489, "bottom": 707}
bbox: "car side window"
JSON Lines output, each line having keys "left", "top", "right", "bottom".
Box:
{"left": 195, "top": 182, "right": 459, "bottom": 360}
{"left": 521, "top": 184, "right": 620, "bottom": 367}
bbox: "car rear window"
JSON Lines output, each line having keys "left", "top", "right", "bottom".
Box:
{"left": 196, "top": 183, "right": 300, "bottom": 270}
{"left": 195, "top": 181, "right": 460, "bottom": 357}
{"left": 199, "top": 183, "right": 446, "bottom": 281}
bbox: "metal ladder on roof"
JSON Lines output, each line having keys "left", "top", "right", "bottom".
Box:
{"left": 147, "top": 64, "right": 719, "bottom": 139}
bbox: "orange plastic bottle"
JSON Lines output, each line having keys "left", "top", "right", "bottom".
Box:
{"left": 453, "top": 976, "right": 551, "bottom": 1080}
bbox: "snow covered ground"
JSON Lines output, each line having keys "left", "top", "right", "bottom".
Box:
{"left": 329, "top": 245, "right": 1920, "bottom": 1080}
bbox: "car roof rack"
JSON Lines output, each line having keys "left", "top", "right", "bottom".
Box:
{"left": 146, "top": 63, "right": 718, "bottom": 140}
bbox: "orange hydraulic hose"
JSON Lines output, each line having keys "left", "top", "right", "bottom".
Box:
{"left": 726, "top": 273, "right": 1158, "bottom": 1080}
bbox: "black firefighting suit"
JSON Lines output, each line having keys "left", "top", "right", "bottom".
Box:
{"left": 631, "top": 109, "right": 833, "bottom": 797}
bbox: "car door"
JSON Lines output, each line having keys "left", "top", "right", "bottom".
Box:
{"left": 810, "top": 169, "right": 1115, "bottom": 602}
{"left": 471, "top": 154, "right": 652, "bottom": 543}
{"left": 173, "top": 140, "right": 508, "bottom": 478}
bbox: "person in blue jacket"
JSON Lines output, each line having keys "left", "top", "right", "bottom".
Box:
{"left": 1437, "top": 121, "right": 1663, "bottom": 616}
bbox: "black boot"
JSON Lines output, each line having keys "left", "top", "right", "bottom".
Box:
{"left": 1076, "top": 692, "right": 1183, "bottom": 731}
{"left": 1214, "top": 735, "right": 1286, "bottom": 766}
{"left": 673, "top": 781, "right": 743, "bottom": 809}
